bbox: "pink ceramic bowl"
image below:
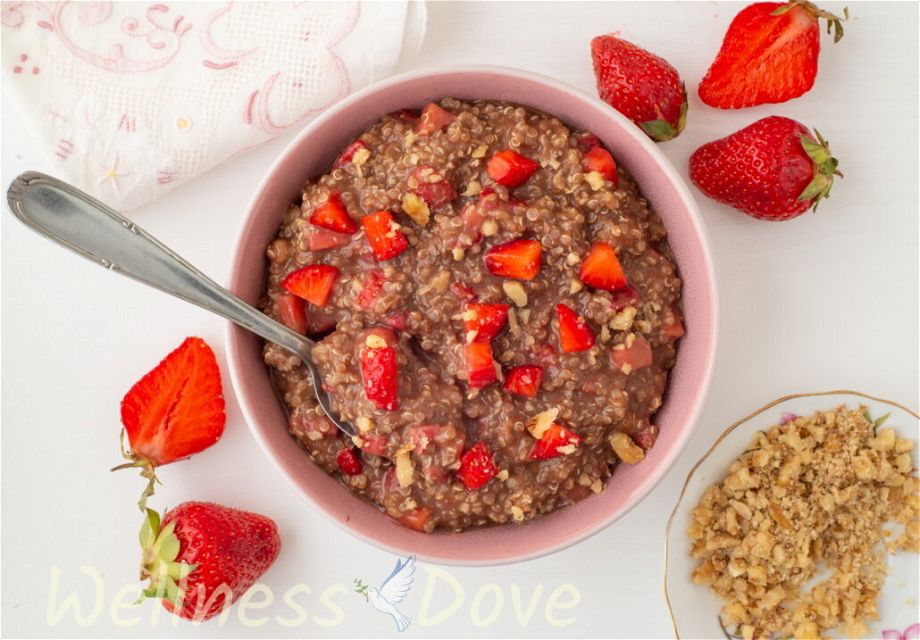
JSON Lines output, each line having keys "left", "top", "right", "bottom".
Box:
{"left": 226, "top": 66, "right": 718, "bottom": 565}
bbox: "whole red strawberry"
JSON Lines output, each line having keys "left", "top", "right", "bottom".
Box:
{"left": 590, "top": 34, "right": 687, "bottom": 142}
{"left": 116, "top": 337, "right": 226, "bottom": 509}
{"left": 137, "top": 502, "right": 280, "bottom": 621}
{"left": 698, "top": 1, "right": 847, "bottom": 109}
{"left": 689, "top": 116, "right": 841, "bottom": 220}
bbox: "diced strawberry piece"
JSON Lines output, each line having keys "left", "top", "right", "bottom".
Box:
{"left": 357, "top": 269, "right": 386, "bottom": 309}
{"left": 412, "top": 166, "right": 457, "bottom": 208}
{"left": 416, "top": 102, "right": 457, "bottom": 135}
{"left": 611, "top": 335, "right": 654, "bottom": 372}
{"left": 484, "top": 238, "right": 542, "bottom": 280}
{"left": 576, "top": 132, "right": 602, "bottom": 152}
{"left": 336, "top": 448, "right": 363, "bottom": 475}
{"left": 282, "top": 264, "right": 339, "bottom": 307}
{"left": 486, "top": 150, "right": 540, "bottom": 188}
{"left": 394, "top": 507, "right": 432, "bottom": 532}
{"left": 361, "top": 210, "right": 409, "bottom": 261}
{"left": 359, "top": 331, "right": 399, "bottom": 410}
{"left": 579, "top": 242, "right": 628, "bottom": 292}
{"left": 451, "top": 282, "right": 478, "bottom": 302}
{"left": 662, "top": 308, "right": 685, "bottom": 339}
{"left": 307, "top": 227, "right": 351, "bottom": 251}
{"left": 456, "top": 202, "right": 485, "bottom": 247}
{"left": 463, "top": 302, "right": 509, "bottom": 343}
{"left": 531, "top": 423, "right": 584, "bottom": 460}
{"left": 611, "top": 284, "right": 641, "bottom": 312}
{"left": 333, "top": 140, "right": 367, "bottom": 169}
{"left": 465, "top": 341, "right": 497, "bottom": 389}
{"left": 361, "top": 433, "right": 390, "bottom": 456}
{"left": 458, "top": 441, "right": 499, "bottom": 490}
{"left": 395, "top": 109, "right": 420, "bottom": 123}
{"left": 383, "top": 312, "right": 408, "bottom": 332}
{"left": 503, "top": 365, "right": 544, "bottom": 398}
{"left": 407, "top": 424, "right": 465, "bottom": 485}
{"left": 556, "top": 303, "right": 596, "bottom": 353}
{"left": 633, "top": 424, "right": 659, "bottom": 451}
{"left": 309, "top": 193, "right": 358, "bottom": 235}
{"left": 275, "top": 292, "right": 307, "bottom": 334}
{"left": 582, "top": 147, "right": 619, "bottom": 185}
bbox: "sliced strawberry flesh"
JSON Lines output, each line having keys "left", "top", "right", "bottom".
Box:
{"left": 357, "top": 269, "right": 386, "bottom": 309}
{"left": 120, "top": 337, "right": 226, "bottom": 467}
{"left": 309, "top": 193, "right": 358, "bottom": 235}
{"left": 359, "top": 332, "right": 399, "bottom": 411}
{"left": 576, "top": 132, "right": 602, "bottom": 152}
{"left": 463, "top": 302, "right": 509, "bottom": 343}
{"left": 556, "top": 303, "right": 596, "bottom": 353}
{"left": 333, "top": 140, "right": 367, "bottom": 169}
{"left": 394, "top": 507, "right": 432, "bottom": 532}
{"left": 582, "top": 147, "right": 619, "bottom": 185}
{"left": 579, "top": 242, "right": 628, "bottom": 292}
{"left": 450, "top": 282, "right": 478, "bottom": 302}
{"left": 416, "top": 103, "right": 457, "bottom": 135}
{"left": 456, "top": 202, "right": 485, "bottom": 247}
{"left": 336, "top": 448, "right": 363, "bottom": 475}
{"left": 361, "top": 210, "right": 409, "bottom": 261}
{"left": 361, "top": 433, "right": 390, "bottom": 456}
{"left": 395, "top": 108, "right": 420, "bottom": 123}
{"left": 307, "top": 227, "right": 351, "bottom": 251}
{"left": 611, "top": 284, "right": 641, "bottom": 312}
{"left": 465, "top": 341, "right": 497, "bottom": 389}
{"left": 282, "top": 264, "right": 339, "bottom": 307}
{"left": 484, "top": 238, "right": 542, "bottom": 280}
{"left": 275, "top": 292, "right": 307, "bottom": 334}
{"left": 611, "top": 335, "right": 654, "bottom": 372}
{"left": 458, "top": 441, "right": 499, "bottom": 490}
{"left": 531, "top": 423, "right": 584, "bottom": 460}
{"left": 487, "top": 149, "right": 540, "bottom": 188}
{"left": 412, "top": 166, "right": 457, "bottom": 208}
{"left": 502, "top": 364, "right": 544, "bottom": 398}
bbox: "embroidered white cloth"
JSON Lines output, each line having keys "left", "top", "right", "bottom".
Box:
{"left": 1, "top": 1, "right": 425, "bottom": 211}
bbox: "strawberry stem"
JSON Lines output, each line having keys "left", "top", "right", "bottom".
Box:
{"left": 112, "top": 429, "right": 162, "bottom": 512}
{"left": 136, "top": 508, "right": 197, "bottom": 607}
{"left": 773, "top": 1, "right": 848, "bottom": 43}
{"left": 797, "top": 131, "right": 841, "bottom": 211}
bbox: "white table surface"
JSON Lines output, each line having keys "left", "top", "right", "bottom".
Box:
{"left": 2, "top": 2, "right": 918, "bottom": 638}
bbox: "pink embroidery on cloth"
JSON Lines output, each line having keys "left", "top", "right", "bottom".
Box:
{"left": 199, "top": 1, "right": 257, "bottom": 68}
{"left": 251, "top": 1, "right": 360, "bottom": 135}
{"left": 883, "top": 624, "right": 920, "bottom": 640}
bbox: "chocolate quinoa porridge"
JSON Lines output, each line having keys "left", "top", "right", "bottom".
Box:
{"left": 260, "top": 98, "right": 684, "bottom": 533}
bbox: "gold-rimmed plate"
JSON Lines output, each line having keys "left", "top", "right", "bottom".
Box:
{"left": 664, "top": 391, "right": 919, "bottom": 639}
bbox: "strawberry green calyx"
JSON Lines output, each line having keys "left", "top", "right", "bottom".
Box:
{"left": 640, "top": 87, "right": 688, "bottom": 142}
{"left": 137, "top": 508, "right": 196, "bottom": 606}
{"left": 111, "top": 429, "right": 162, "bottom": 512}
{"left": 772, "top": 1, "right": 849, "bottom": 43}
{"left": 797, "top": 131, "right": 842, "bottom": 211}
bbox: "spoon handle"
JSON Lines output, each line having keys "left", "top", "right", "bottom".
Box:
{"left": 6, "top": 171, "right": 314, "bottom": 358}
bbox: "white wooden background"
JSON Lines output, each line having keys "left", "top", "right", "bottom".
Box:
{"left": 2, "top": 2, "right": 917, "bottom": 638}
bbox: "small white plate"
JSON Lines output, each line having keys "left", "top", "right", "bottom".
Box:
{"left": 664, "top": 391, "right": 919, "bottom": 639}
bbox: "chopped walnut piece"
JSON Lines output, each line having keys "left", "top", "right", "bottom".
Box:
{"left": 365, "top": 334, "right": 388, "bottom": 349}
{"left": 527, "top": 408, "right": 559, "bottom": 439}
{"left": 687, "top": 406, "right": 919, "bottom": 640}
{"left": 356, "top": 417, "right": 374, "bottom": 433}
{"left": 402, "top": 192, "right": 430, "bottom": 226}
{"left": 352, "top": 147, "right": 371, "bottom": 165}
{"left": 585, "top": 171, "right": 605, "bottom": 190}
{"left": 503, "top": 281, "right": 528, "bottom": 307}
{"left": 395, "top": 448, "right": 414, "bottom": 487}
{"left": 609, "top": 432, "right": 645, "bottom": 464}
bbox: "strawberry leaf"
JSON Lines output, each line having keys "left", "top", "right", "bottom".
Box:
{"left": 640, "top": 119, "right": 679, "bottom": 142}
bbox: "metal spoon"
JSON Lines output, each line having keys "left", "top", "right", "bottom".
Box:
{"left": 6, "top": 171, "right": 355, "bottom": 437}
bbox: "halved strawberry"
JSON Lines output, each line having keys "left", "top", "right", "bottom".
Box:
{"left": 359, "top": 332, "right": 398, "bottom": 411}
{"left": 416, "top": 102, "right": 457, "bottom": 135}
{"left": 118, "top": 338, "right": 226, "bottom": 508}
{"left": 556, "top": 303, "right": 596, "bottom": 353}
{"left": 487, "top": 150, "right": 540, "bottom": 188}
{"left": 463, "top": 302, "right": 509, "bottom": 343}
{"left": 336, "top": 448, "right": 363, "bottom": 475}
{"left": 503, "top": 365, "right": 544, "bottom": 398}
{"left": 334, "top": 140, "right": 368, "bottom": 169}
{"left": 356, "top": 269, "right": 386, "bottom": 309}
{"left": 275, "top": 292, "right": 307, "bottom": 334}
{"left": 531, "top": 423, "right": 584, "bottom": 460}
{"left": 309, "top": 193, "right": 357, "bottom": 235}
{"left": 282, "top": 264, "right": 339, "bottom": 307}
{"left": 307, "top": 227, "right": 351, "bottom": 251}
{"left": 394, "top": 507, "right": 433, "bottom": 532}
{"left": 611, "top": 335, "right": 654, "bottom": 373}
{"left": 579, "top": 242, "right": 628, "bottom": 292}
{"left": 412, "top": 166, "right": 458, "bottom": 208}
{"left": 465, "top": 341, "right": 497, "bottom": 389}
{"left": 458, "top": 442, "right": 499, "bottom": 490}
{"left": 484, "top": 239, "right": 542, "bottom": 280}
{"left": 361, "top": 211, "right": 409, "bottom": 261}
{"left": 583, "top": 147, "right": 619, "bottom": 185}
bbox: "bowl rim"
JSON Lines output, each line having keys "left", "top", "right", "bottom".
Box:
{"left": 662, "top": 390, "right": 920, "bottom": 638}
{"left": 225, "top": 64, "right": 720, "bottom": 565}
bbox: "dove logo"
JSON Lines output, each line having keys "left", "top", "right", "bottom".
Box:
{"left": 353, "top": 555, "right": 416, "bottom": 632}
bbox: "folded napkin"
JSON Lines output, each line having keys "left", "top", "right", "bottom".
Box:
{"left": 1, "top": 1, "right": 425, "bottom": 211}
